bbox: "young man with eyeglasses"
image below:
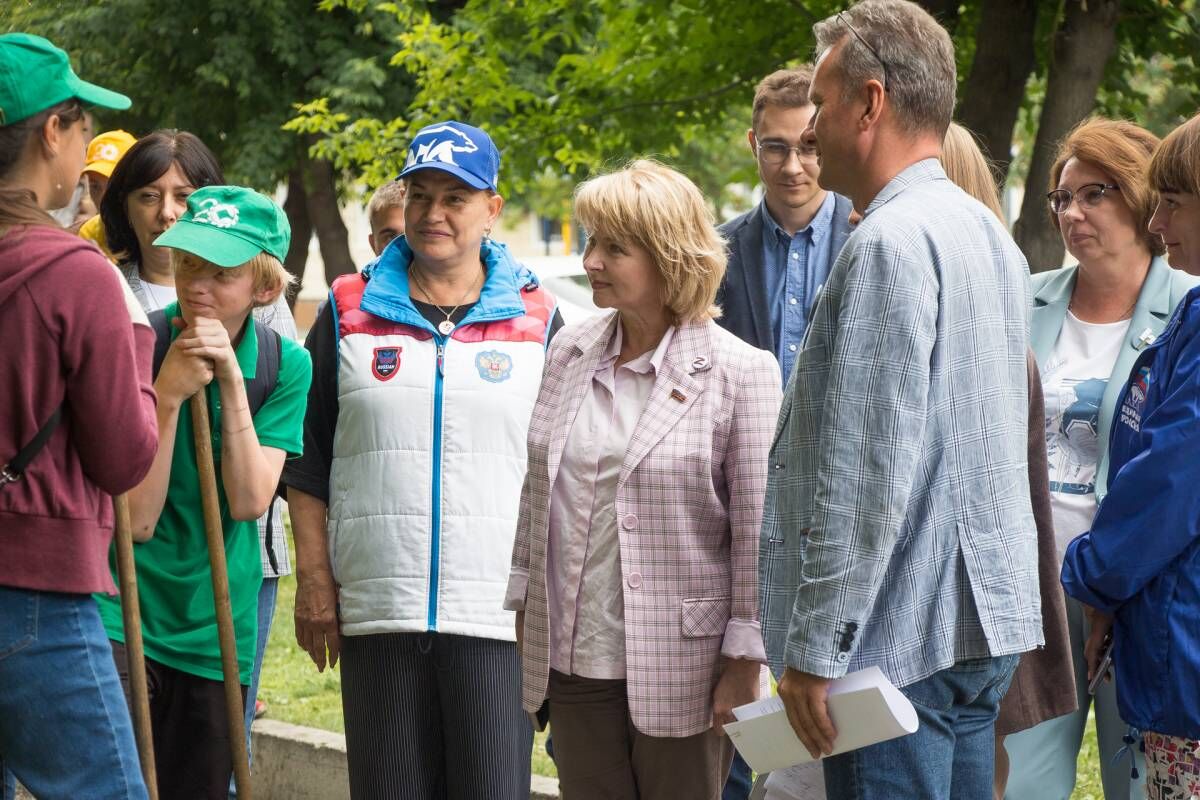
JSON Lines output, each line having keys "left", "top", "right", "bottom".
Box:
{"left": 716, "top": 67, "right": 854, "bottom": 385}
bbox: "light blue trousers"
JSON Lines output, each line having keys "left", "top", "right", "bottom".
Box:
{"left": 1003, "top": 595, "right": 1144, "bottom": 800}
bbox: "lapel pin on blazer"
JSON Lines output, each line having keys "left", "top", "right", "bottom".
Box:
{"left": 670, "top": 388, "right": 687, "bottom": 403}
{"left": 1137, "top": 328, "right": 1156, "bottom": 349}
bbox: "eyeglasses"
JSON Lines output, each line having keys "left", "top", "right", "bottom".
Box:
{"left": 1046, "top": 183, "right": 1120, "bottom": 215}
{"left": 756, "top": 141, "right": 820, "bottom": 166}
{"left": 838, "top": 11, "right": 889, "bottom": 92}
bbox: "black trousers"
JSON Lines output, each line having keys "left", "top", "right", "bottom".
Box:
{"left": 340, "top": 632, "right": 533, "bottom": 800}
{"left": 110, "top": 640, "right": 248, "bottom": 800}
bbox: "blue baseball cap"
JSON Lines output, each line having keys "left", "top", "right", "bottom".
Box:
{"left": 396, "top": 120, "right": 500, "bottom": 191}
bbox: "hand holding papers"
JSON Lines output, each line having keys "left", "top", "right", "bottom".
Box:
{"left": 722, "top": 666, "right": 919, "bottom": 774}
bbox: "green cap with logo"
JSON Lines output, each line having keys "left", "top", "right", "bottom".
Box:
{"left": 0, "top": 33, "right": 131, "bottom": 126}
{"left": 154, "top": 186, "right": 291, "bottom": 268}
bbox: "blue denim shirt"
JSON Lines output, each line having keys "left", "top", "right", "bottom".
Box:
{"left": 759, "top": 192, "right": 836, "bottom": 382}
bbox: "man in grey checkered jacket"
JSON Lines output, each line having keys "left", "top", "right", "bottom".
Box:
{"left": 758, "top": 2, "right": 1041, "bottom": 797}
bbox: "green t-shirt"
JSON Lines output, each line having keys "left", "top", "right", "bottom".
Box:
{"left": 97, "top": 302, "right": 312, "bottom": 684}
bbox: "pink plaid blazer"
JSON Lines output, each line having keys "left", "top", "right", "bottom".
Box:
{"left": 509, "top": 312, "right": 781, "bottom": 737}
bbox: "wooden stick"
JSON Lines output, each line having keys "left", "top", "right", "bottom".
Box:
{"left": 113, "top": 493, "right": 160, "bottom": 800}
{"left": 190, "top": 393, "right": 253, "bottom": 799}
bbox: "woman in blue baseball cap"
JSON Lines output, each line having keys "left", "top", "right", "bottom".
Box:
{"left": 0, "top": 33, "right": 158, "bottom": 800}
{"left": 284, "top": 120, "right": 563, "bottom": 799}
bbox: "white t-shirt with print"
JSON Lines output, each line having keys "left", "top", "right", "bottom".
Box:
{"left": 1042, "top": 311, "right": 1129, "bottom": 556}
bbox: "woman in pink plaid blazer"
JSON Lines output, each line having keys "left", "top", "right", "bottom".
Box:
{"left": 505, "top": 160, "right": 782, "bottom": 799}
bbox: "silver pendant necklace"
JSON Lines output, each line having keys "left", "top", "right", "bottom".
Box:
{"left": 409, "top": 265, "right": 480, "bottom": 335}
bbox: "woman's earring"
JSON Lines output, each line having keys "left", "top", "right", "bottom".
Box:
{"left": 483, "top": 227, "right": 492, "bottom": 242}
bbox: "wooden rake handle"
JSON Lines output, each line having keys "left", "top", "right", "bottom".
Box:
{"left": 113, "top": 493, "right": 159, "bottom": 800}
{"left": 191, "top": 393, "right": 253, "bottom": 799}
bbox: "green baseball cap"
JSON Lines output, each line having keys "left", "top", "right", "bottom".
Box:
{"left": 0, "top": 33, "right": 131, "bottom": 126}
{"left": 154, "top": 186, "right": 291, "bottom": 268}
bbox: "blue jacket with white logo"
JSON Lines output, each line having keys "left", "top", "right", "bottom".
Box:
{"left": 1062, "top": 285, "right": 1200, "bottom": 739}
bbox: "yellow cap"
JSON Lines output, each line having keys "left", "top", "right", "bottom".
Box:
{"left": 84, "top": 130, "right": 136, "bottom": 179}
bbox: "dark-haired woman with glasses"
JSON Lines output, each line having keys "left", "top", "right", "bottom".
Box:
{"left": 1003, "top": 117, "right": 1200, "bottom": 800}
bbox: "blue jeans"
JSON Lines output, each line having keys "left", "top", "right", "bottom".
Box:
{"left": 229, "top": 576, "right": 278, "bottom": 799}
{"left": 723, "top": 750, "right": 753, "bottom": 800}
{"left": 0, "top": 587, "right": 148, "bottom": 800}
{"left": 823, "top": 654, "right": 1019, "bottom": 800}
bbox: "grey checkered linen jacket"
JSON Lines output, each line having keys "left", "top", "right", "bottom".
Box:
{"left": 759, "top": 159, "right": 1043, "bottom": 687}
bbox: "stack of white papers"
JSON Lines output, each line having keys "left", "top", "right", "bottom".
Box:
{"left": 722, "top": 666, "right": 919, "bottom": 774}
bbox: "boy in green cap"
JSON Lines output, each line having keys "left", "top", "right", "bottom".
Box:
{"left": 94, "top": 185, "right": 312, "bottom": 798}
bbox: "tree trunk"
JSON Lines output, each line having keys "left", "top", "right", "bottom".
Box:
{"left": 1013, "top": 0, "right": 1121, "bottom": 272}
{"left": 301, "top": 148, "right": 357, "bottom": 286}
{"left": 282, "top": 165, "right": 312, "bottom": 309}
{"left": 956, "top": 0, "right": 1040, "bottom": 182}
{"left": 916, "top": 0, "right": 961, "bottom": 36}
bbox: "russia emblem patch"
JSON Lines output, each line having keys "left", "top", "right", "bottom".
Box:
{"left": 372, "top": 347, "right": 401, "bottom": 381}
{"left": 475, "top": 349, "right": 513, "bottom": 383}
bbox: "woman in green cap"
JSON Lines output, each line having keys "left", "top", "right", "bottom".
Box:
{"left": 0, "top": 33, "right": 158, "bottom": 800}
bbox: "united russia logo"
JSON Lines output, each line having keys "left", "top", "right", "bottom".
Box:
{"left": 475, "top": 350, "right": 513, "bottom": 383}
{"left": 372, "top": 347, "right": 401, "bottom": 381}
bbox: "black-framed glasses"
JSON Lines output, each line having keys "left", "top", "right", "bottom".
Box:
{"left": 838, "top": 11, "right": 889, "bottom": 92}
{"left": 1047, "top": 183, "right": 1120, "bottom": 214}
{"left": 756, "top": 140, "right": 820, "bottom": 166}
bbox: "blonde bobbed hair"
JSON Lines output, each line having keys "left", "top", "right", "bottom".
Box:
{"left": 940, "top": 122, "right": 1004, "bottom": 221}
{"left": 574, "top": 159, "right": 725, "bottom": 323}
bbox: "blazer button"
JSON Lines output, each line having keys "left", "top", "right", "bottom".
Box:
{"left": 621, "top": 513, "right": 639, "bottom": 530}
{"left": 627, "top": 572, "right": 642, "bottom": 589}
{"left": 836, "top": 652, "right": 850, "bottom": 664}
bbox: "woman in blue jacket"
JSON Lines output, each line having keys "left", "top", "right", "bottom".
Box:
{"left": 1063, "top": 111, "right": 1200, "bottom": 800}
{"left": 1006, "top": 117, "right": 1200, "bottom": 800}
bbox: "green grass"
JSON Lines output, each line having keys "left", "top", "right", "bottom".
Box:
{"left": 1071, "top": 712, "right": 1105, "bottom": 799}
{"left": 256, "top": 526, "right": 557, "bottom": 778}
{"left": 258, "top": 526, "right": 1106, "bottom": 789}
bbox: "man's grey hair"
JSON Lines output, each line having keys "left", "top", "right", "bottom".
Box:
{"left": 367, "top": 179, "right": 407, "bottom": 219}
{"left": 813, "top": 0, "right": 956, "bottom": 138}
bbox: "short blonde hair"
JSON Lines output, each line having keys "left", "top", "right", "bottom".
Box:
{"left": 172, "top": 249, "right": 295, "bottom": 307}
{"left": 574, "top": 159, "right": 725, "bottom": 323}
{"left": 1149, "top": 112, "right": 1200, "bottom": 197}
{"left": 941, "top": 122, "right": 1004, "bottom": 221}
{"left": 1049, "top": 117, "right": 1163, "bottom": 256}
{"left": 367, "top": 180, "right": 406, "bottom": 220}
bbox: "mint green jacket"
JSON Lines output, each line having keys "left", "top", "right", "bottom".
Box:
{"left": 1030, "top": 256, "right": 1200, "bottom": 501}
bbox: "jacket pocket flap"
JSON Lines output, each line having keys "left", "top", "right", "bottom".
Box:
{"left": 681, "top": 596, "right": 731, "bottom": 638}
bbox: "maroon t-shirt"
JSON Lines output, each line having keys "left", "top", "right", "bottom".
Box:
{"left": 0, "top": 225, "right": 158, "bottom": 594}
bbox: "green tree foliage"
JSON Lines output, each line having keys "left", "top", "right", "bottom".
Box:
{"left": 7, "top": 0, "right": 407, "bottom": 190}
{"left": 292, "top": 0, "right": 849, "bottom": 213}
{"left": 295, "top": 0, "right": 1198, "bottom": 235}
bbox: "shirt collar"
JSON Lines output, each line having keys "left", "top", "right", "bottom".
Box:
{"left": 598, "top": 320, "right": 675, "bottom": 375}
{"left": 863, "top": 158, "right": 945, "bottom": 219}
{"left": 759, "top": 191, "right": 835, "bottom": 243}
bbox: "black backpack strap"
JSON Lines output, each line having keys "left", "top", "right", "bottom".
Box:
{"left": 148, "top": 309, "right": 172, "bottom": 380}
{"left": 247, "top": 318, "right": 283, "bottom": 574}
{"left": 1, "top": 407, "right": 63, "bottom": 487}
{"left": 263, "top": 500, "right": 280, "bottom": 574}
{"left": 245, "top": 320, "right": 282, "bottom": 417}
